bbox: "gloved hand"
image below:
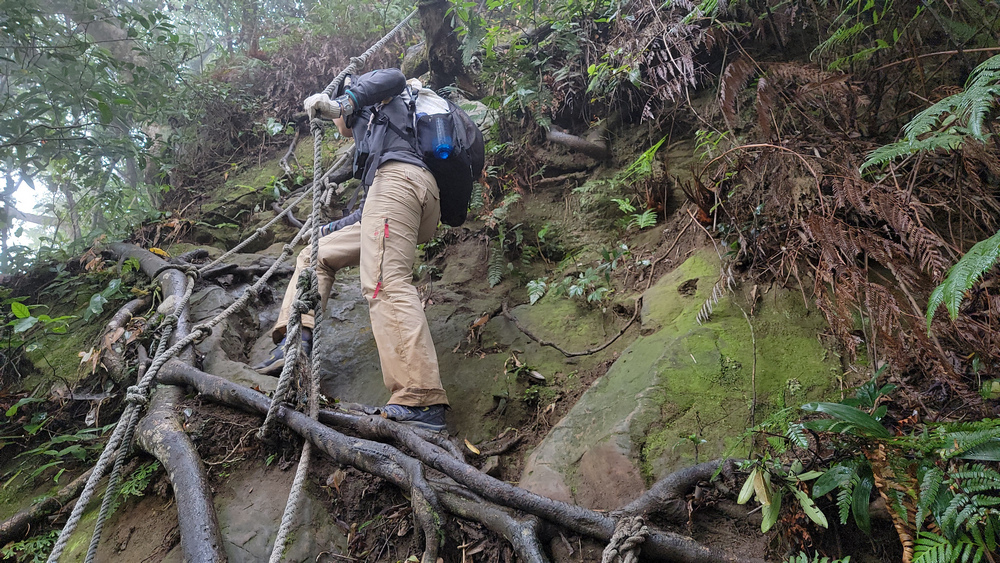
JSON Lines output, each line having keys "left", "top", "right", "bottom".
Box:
{"left": 303, "top": 93, "right": 355, "bottom": 119}
{"left": 319, "top": 222, "right": 336, "bottom": 237}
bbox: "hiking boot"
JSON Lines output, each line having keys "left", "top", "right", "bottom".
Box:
{"left": 253, "top": 330, "right": 312, "bottom": 376}
{"left": 381, "top": 404, "right": 447, "bottom": 432}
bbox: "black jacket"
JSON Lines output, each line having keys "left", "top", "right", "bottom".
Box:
{"left": 344, "top": 69, "right": 426, "bottom": 187}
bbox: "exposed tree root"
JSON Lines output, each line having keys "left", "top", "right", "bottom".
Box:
{"left": 546, "top": 126, "right": 610, "bottom": 160}
{"left": 106, "top": 243, "right": 225, "bottom": 561}
{"left": 271, "top": 201, "right": 303, "bottom": 228}
{"left": 134, "top": 385, "right": 227, "bottom": 562}
{"left": 436, "top": 484, "right": 550, "bottom": 563}
{"left": 619, "top": 460, "right": 735, "bottom": 522}
{"left": 0, "top": 468, "right": 93, "bottom": 546}
{"left": 101, "top": 296, "right": 151, "bottom": 382}
{"left": 157, "top": 360, "right": 768, "bottom": 563}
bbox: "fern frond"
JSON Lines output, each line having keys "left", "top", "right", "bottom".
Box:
{"left": 860, "top": 133, "right": 966, "bottom": 173}
{"left": 696, "top": 266, "right": 735, "bottom": 325}
{"left": 837, "top": 485, "right": 853, "bottom": 525}
{"left": 917, "top": 466, "right": 945, "bottom": 529}
{"left": 863, "top": 54, "right": 1000, "bottom": 174}
{"left": 720, "top": 57, "right": 757, "bottom": 128}
{"left": 488, "top": 243, "right": 505, "bottom": 288}
{"left": 938, "top": 425, "right": 1000, "bottom": 460}
{"left": 926, "top": 228, "right": 1000, "bottom": 328}
{"left": 913, "top": 531, "right": 956, "bottom": 563}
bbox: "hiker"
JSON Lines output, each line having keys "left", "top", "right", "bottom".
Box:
{"left": 254, "top": 68, "right": 450, "bottom": 432}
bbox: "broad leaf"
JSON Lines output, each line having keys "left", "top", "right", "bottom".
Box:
{"left": 761, "top": 491, "right": 782, "bottom": 533}
{"left": 801, "top": 403, "right": 891, "bottom": 438}
{"left": 11, "top": 301, "right": 30, "bottom": 318}
{"left": 813, "top": 464, "right": 856, "bottom": 498}
{"left": 793, "top": 488, "right": 829, "bottom": 528}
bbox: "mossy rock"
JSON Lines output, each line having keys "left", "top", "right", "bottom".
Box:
{"left": 520, "top": 249, "right": 841, "bottom": 507}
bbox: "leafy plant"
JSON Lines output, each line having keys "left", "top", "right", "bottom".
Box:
{"left": 527, "top": 278, "right": 548, "bottom": 304}
{"left": 861, "top": 54, "right": 1000, "bottom": 174}
{"left": 737, "top": 458, "right": 827, "bottom": 533}
{"left": 925, "top": 228, "right": 1000, "bottom": 330}
{"left": 1, "top": 530, "right": 58, "bottom": 563}
{"left": 112, "top": 460, "right": 161, "bottom": 512}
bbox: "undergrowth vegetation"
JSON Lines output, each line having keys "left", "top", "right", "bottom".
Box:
{"left": 3, "top": 0, "right": 1000, "bottom": 560}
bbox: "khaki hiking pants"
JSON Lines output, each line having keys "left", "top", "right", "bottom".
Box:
{"left": 271, "top": 161, "right": 448, "bottom": 407}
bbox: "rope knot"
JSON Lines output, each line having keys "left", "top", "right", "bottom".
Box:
{"left": 601, "top": 516, "right": 649, "bottom": 563}
{"left": 292, "top": 300, "right": 311, "bottom": 316}
{"left": 256, "top": 227, "right": 268, "bottom": 238}
{"left": 125, "top": 386, "right": 148, "bottom": 406}
{"left": 191, "top": 324, "right": 213, "bottom": 343}
{"left": 350, "top": 56, "right": 363, "bottom": 66}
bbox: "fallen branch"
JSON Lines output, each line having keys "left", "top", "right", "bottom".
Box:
{"left": 501, "top": 298, "right": 641, "bottom": 358}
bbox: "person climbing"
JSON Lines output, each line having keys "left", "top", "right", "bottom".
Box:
{"left": 254, "top": 68, "right": 450, "bottom": 433}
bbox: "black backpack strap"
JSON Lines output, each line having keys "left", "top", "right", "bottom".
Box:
{"left": 344, "top": 182, "right": 365, "bottom": 216}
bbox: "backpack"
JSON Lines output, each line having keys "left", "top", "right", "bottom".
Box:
{"left": 392, "top": 86, "right": 486, "bottom": 227}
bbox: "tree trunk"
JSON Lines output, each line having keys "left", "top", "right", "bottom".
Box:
{"left": 417, "top": 0, "right": 477, "bottom": 94}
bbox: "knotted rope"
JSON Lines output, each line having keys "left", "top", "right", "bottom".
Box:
{"left": 266, "top": 9, "right": 418, "bottom": 562}
{"left": 601, "top": 516, "right": 649, "bottom": 563}
{"left": 50, "top": 198, "right": 321, "bottom": 561}
{"left": 48, "top": 10, "right": 419, "bottom": 562}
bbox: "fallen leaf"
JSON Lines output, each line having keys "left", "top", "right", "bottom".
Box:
{"left": 326, "top": 468, "right": 347, "bottom": 494}
{"left": 470, "top": 314, "right": 490, "bottom": 329}
{"left": 464, "top": 439, "right": 481, "bottom": 455}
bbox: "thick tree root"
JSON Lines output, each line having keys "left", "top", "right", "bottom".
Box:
{"left": 135, "top": 385, "right": 227, "bottom": 562}
{"left": 546, "top": 127, "right": 610, "bottom": 160}
{"left": 619, "top": 460, "right": 736, "bottom": 521}
{"left": 106, "top": 243, "right": 224, "bottom": 561}
{"left": 157, "top": 360, "right": 768, "bottom": 563}
{"left": 436, "top": 484, "right": 550, "bottom": 563}
{"left": 0, "top": 469, "right": 93, "bottom": 546}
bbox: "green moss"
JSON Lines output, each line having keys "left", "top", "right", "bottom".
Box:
{"left": 523, "top": 249, "right": 843, "bottom": 489}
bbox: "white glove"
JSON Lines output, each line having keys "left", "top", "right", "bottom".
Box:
{"left": 304, "top": 93, "right": 341, "bottom": 119}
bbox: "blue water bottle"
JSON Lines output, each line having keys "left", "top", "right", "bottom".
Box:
{"left": 433, "top": 117, "right": 453, "bottom": 160}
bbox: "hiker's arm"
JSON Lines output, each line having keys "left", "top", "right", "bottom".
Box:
{"left": 344, "top": 69, "right": 406, "bottom": 108}
{"left": 320, "top": 200, "right": 364, "bottom": 237}
{"left": 334, "top": 116, "right": 352, "bottom": 138}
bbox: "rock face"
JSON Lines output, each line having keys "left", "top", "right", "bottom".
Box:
{"left": 519, "top": 249, "right": 839, "bottom": 508}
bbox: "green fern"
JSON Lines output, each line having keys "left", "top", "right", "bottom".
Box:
{"left": 916, "top": 466, "right": 945, "bottom": 529}
{"left": 926, "top": 228, "right": 1000, "bottom": 329}
{"left": 912, "top": 531, "right": 981, "bottom": 563}
{"left": 862, "top": 54, "right": 1000, "bottom": 174}
{"left": 488, "top": 243, "right": 505, "bottom": 288}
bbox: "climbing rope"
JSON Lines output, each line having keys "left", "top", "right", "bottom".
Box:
{"left": 47, "top": 10, "right": 419, "bottom": 562}
{"left": 266, "top": 9, "right": 419, "bottom": 561}
{"left": 48, "top": 200, "right": 321, "bottom": 561}
{"left": 601, "top": 516, "right": 649, "bottom": 563}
